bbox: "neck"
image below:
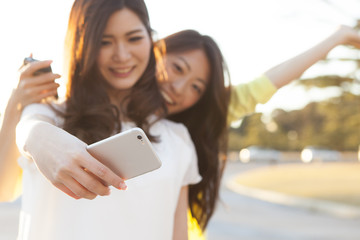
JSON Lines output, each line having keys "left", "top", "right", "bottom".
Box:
{"left": 108, "top": 88, "right": 132, "bottom": 120}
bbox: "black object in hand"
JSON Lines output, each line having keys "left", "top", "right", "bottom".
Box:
{"left": 23, "top": 57, "right": 52, "bottom": 76}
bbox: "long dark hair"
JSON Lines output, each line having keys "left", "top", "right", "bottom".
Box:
{"left": 158, "top": 30, "right": 231, "bottom": 230}
{"left": 61, "top": 0, "right": 164, "bottom": 144}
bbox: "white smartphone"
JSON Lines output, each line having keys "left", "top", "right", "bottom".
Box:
{"left": 86, "top": 127, "right": 162, "bottom": 180}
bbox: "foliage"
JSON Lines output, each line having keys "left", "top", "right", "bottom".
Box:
{"left": 229, "top": 75, "right": 360, "bottom": 151}
{"left": 296, "top": 75, "right": 354, "bottom": 89}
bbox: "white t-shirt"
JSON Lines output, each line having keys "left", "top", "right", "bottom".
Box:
{"left": 17, "top": 103, "right": 201, "bottom": 240}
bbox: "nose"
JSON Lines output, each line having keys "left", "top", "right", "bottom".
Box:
{"left": 113, "top": 42, "right": 131, "bottom": 62}
{"left": 170, "top": 77, "right": 187, "bottom": 95}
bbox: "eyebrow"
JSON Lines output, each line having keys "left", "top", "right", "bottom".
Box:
{"left": 178, "top": 56, "right": 191, "bottom": 71}
{"left": 102, "top": 29, "right": 145, "bottom": 38}
{"left": 177, "top": 56, "right": 207, "bottom": 86}
{"left": 196, "top": 78, "right": 207, "bottom": 86}
{"left": 125, "top": 29, "right": 145, "bottom": 36}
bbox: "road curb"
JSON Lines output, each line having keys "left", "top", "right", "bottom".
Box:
{"left": 226, "top": 174, "right": 360, "bottom": 219}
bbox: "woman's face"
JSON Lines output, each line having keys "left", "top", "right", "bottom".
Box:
{"left": 158, "top": 49, "right": 210, "bottom": 115}
{"left": 97, "top": 8, "right": 151, "bottom": 93}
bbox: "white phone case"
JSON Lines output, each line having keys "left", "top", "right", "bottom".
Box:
{"left": 86, "top": 127, "right": 162, "bottom": 180}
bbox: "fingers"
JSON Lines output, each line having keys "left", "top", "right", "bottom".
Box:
{"left": 53, "top": 183, "right": 81, "bottom": 200}
{"left": 80, "top": 155, "right": 127, "bottom": 191}
{"left": 16, "top": 82, "right": 59, "bottom": 107}
{"left": 26, "top": 89, "right": 59, "bottom": 105}
{"left": 51, "top": 152, "right": 125, "bottom": 200}
{"left": 72, "top": 167, "right": 112, "bottom": 197}
{"left": 84, "top": 168, "right": 110, "bottom": 187}
{"left": 27, "top": 81, "right": 59, "bottom": 97}
{"left": 53, "top": 176, "right": 97, "bottom": 200}
{"left": 15, "top": 63, "right": 61, "bottom": 107}
{"left": 52, "top": 163, "right": 105, "bottom": 200}
{"left": 19, "top": 72, "right": 61, "bottom": 89}
{"left": 36, "top": 82, "right": 60, "bottom": 95}
{"left": 18, "top": 59, "right": 61, "bottom": 91}
{"left": 20, "top": 60, "right": 53, "bottom": 78}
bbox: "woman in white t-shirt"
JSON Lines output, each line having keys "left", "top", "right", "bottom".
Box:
{"left": 15, "top": 0, "right": 200, "bottom": 239}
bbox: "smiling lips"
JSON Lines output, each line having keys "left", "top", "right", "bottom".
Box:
{"left": 160, "top": 90, "right": 175, "bottom": 105}
{"left": 110, "top": 66, "right": 134, "bottom": 77}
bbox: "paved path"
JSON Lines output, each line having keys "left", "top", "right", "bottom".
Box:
{"left": 1, "top": 162, "right": 360, "bottom": 240}
{"left": 206, "top": 162, "right": 360, "bottom": 240}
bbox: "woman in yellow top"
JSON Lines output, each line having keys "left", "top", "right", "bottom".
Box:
{"left": 155, "top": 25, "right": 360, "bottom": 239}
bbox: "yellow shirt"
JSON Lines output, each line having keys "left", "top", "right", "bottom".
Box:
{"left": 188, "top": 75, "right": 277, "bottom": 240}
{"left": 228, "top": 75, "right": 277, "bottom": 123}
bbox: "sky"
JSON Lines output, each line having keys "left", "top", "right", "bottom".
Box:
{"left": 0, "top": 0, "right": 359, "bottom": 115}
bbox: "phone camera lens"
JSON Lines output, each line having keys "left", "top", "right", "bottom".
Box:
{"left": 137, "top": 135, "right": 143, "bottom": 140}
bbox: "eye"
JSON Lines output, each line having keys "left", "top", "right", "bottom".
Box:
{"left": 192, "top": 84, "right": 202, "bottom": 94}
{"left": 173, "top": 63, "right": 183, "bottom": 73}
{"left": 129, "top": 36, "right": 144, "bottom": 42}
{"left": 101, "top": 39, "right": 112, "bottom": 46}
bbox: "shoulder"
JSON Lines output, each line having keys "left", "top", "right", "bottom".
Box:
{"left": 163, "top": 119, "right": 190, "bottom": 137}
{"left": 155, "top": 119, "right": 193, "bottom": 144}
{"left": 22, "top": 99, "right": 65, "bottom": 114}
{"left": 22, "top": 103, "right": 53, "bottom": 118}
{"left": 149, "top": 119, "right": 195, "bottom": 151}
{"left": 21, "top": 100, "right": 66, "bottom": 126}
{"left": 158, "top": 120, "right": 201, "bottom": 185}
{"left": 232, "top": 75, "right": 277, "bottom": 100}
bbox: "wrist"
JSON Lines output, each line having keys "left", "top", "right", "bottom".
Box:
{"left": 3, "top": 103, "right": 22, "bottom": 123}
{"left": 328, "top": 30, "right": 344, "bottom": 47}
{"left": 332, "top": 26, "right": 355, "bottom": 46}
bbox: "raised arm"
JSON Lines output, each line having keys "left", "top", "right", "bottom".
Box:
{"left": 265, "top": 25, "right": 360, "bottom": 88}
{"left": 228, "top": 25, "right": 360, "bottom": 123}
{"left": 0, "top": 60, "right": 59, "bottom": 202}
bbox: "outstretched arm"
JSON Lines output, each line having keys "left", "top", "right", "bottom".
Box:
{"left": 265, "top": 25, "right": 360, "bottom": 88}
{"left": 0, "top": 60, "right": 59, "bottom": 202}
{"left": 16, "top": 107, "right": 127, "bottom": 200}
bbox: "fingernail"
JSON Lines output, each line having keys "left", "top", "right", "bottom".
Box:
{"left": 118, "top": 182, "right": 127, "bottom": 190}
{"left": 106, "top": 188, "right": 111, "bottom": 196}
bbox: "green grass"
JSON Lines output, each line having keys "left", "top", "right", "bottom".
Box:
{"left": 235, "top": 162, "right": 360, "bottom": 206}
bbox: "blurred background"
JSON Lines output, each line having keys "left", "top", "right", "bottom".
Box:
{"left": 0, "top": 0, "right": 360, "bottom": 239}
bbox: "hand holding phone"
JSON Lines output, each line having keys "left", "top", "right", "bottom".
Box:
{"left": 23, "top": 57, "right": 53, "bottom": 76}
{"left": 87, "top": 128, "right": 162, "bottom": 180}
{"left": 21, "top": 56, "right": 59, "bottom": 100}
